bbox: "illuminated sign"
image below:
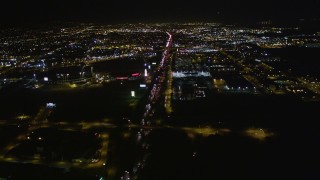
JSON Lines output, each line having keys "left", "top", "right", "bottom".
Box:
{"left": 144, "top": 69, "right": 148, "bottom": 77}
{"left": 116, "top": 77, "right": 129, "bottom": 80}
{"left": 132, "top": 73, "right": 140, "bottom": 77}
{"left": 46, "top": 103, "right": 56, "bottom": 108}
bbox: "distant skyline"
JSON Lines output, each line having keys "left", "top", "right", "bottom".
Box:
{"left": 1, "top": 0, "right": 320, "bottom": 25}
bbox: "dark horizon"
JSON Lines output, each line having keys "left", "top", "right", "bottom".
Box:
{"left": 1, "top": 0, "right": 320, "bottom": 25}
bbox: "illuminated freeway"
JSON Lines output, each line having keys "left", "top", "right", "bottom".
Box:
{"left": 142, "top": 32, "right": 172, "bottom": 124}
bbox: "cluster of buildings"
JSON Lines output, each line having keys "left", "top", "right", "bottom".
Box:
{"left": 0, "top": 23, "right": 319, "bottom": 100}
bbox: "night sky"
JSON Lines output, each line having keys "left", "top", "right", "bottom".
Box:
{"left": 1, "top": 0, "right": 320, "bottom": 24}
